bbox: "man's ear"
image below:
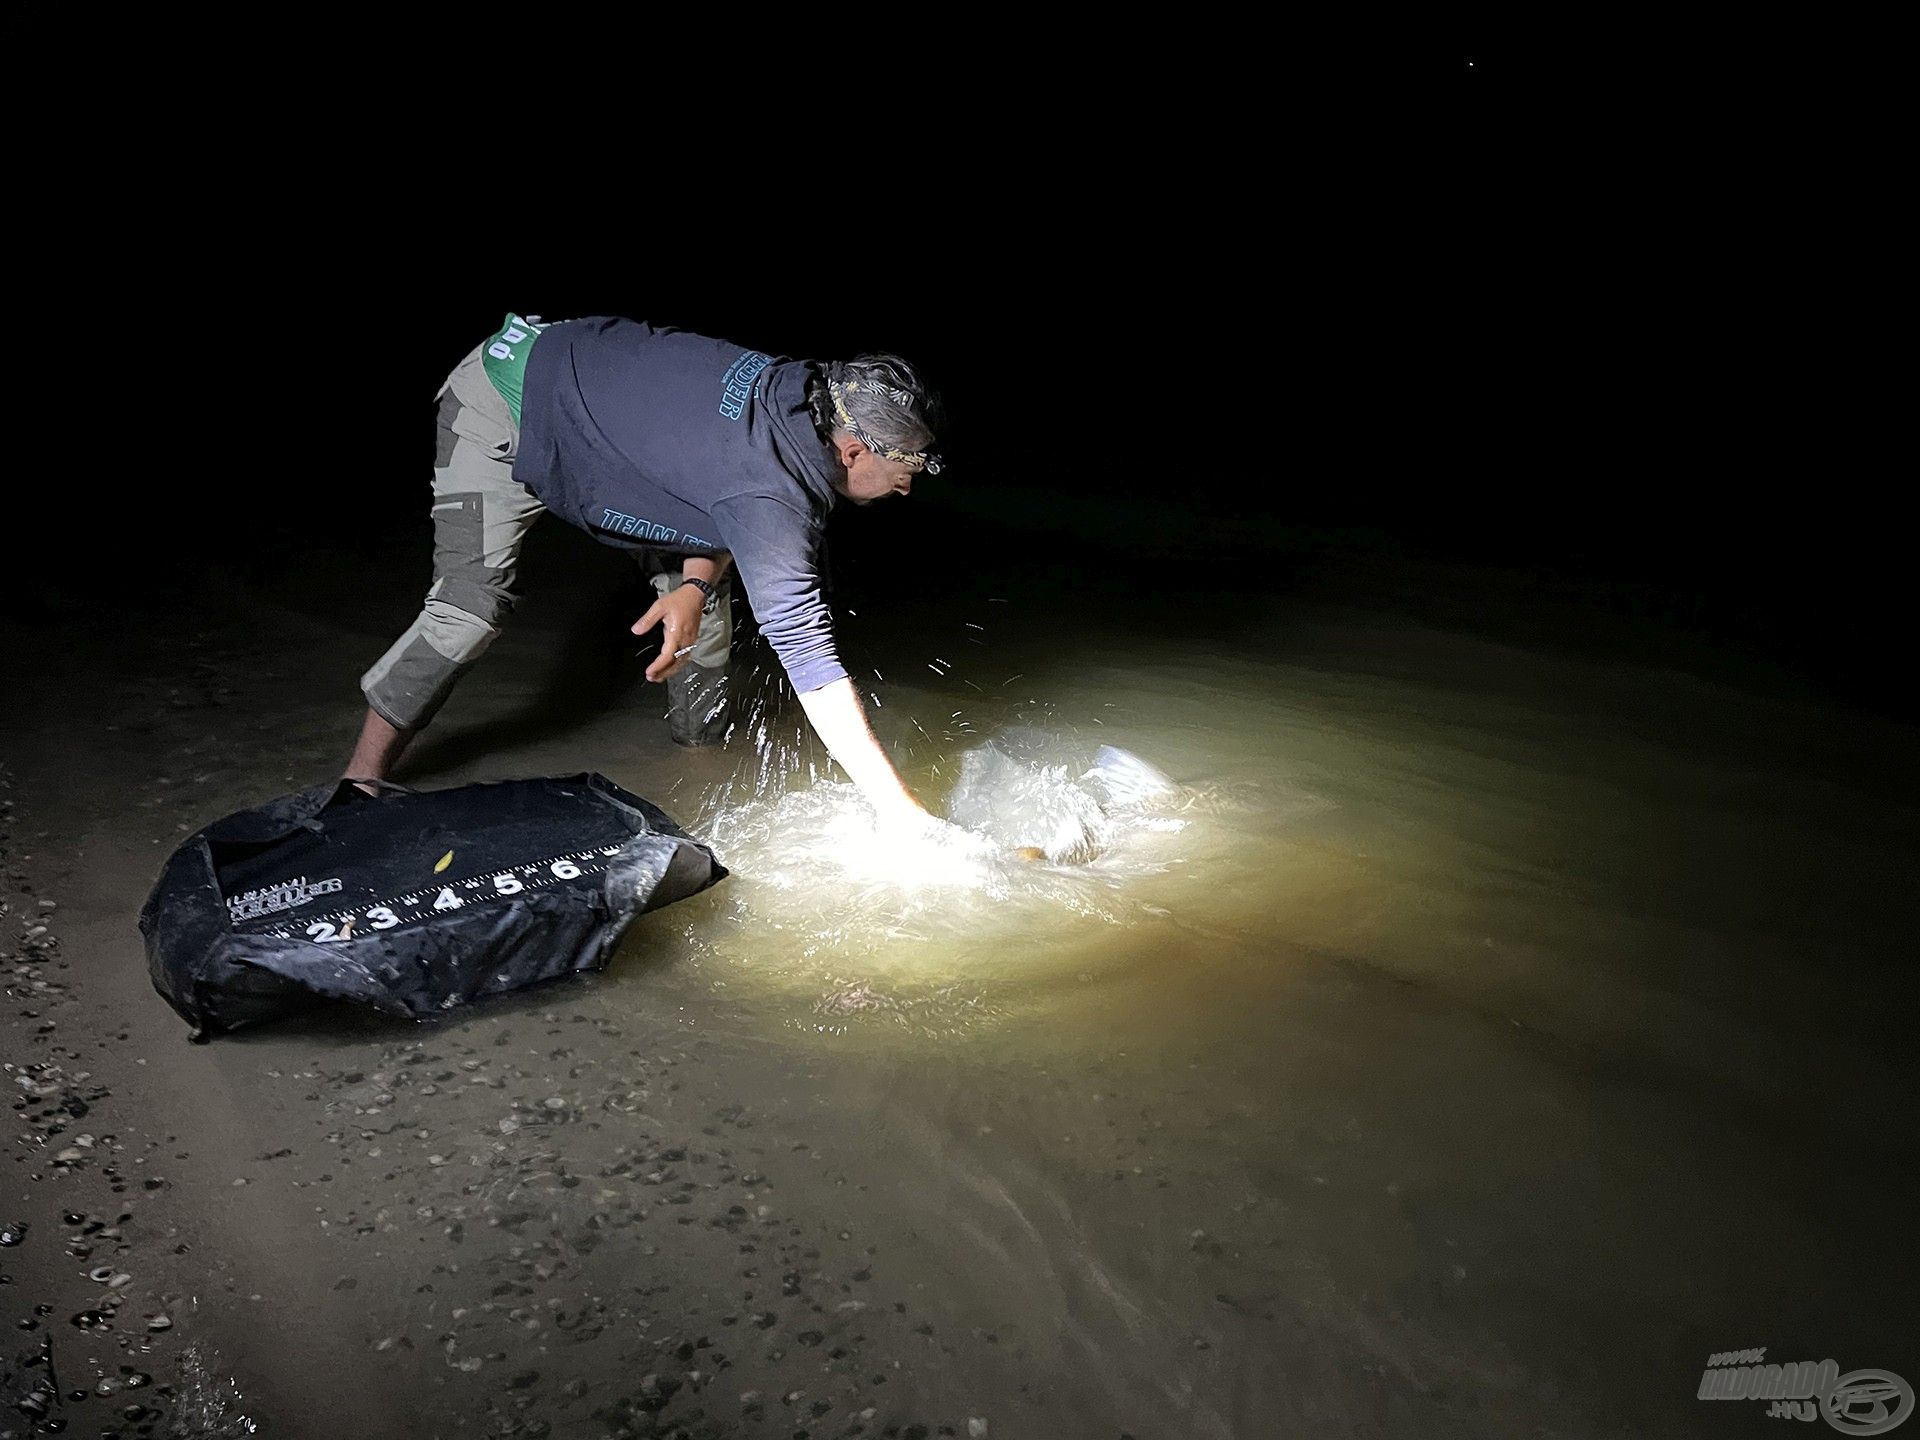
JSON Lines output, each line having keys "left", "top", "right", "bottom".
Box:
{"left": 834, "top": 434, "right": 867, "bottom": 468}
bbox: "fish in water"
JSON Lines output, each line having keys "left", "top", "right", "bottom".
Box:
{"left": 949, "top": 736, "right": 1175, "bottom": 865}
{"left": 1084, "top": 745, "right": 1174, "bottom": 808}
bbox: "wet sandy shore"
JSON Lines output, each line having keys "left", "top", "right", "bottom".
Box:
{"left": 3, "top": 529, "right": 1915, "bottom": 1440}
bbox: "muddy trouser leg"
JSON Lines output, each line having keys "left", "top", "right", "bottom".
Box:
{"left": 636, "top": 554, "right": 734, "bottom": 746}
{"left": 360, "top": 345, "right": 545, "bottom": 731}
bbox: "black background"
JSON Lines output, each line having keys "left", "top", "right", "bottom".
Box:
{"left": 12, "top": 31, "right": 1905, "bottom": 717}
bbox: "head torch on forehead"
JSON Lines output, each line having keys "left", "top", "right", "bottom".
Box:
{"left": 828, "top": 377, "right": 944, "bottom": 475}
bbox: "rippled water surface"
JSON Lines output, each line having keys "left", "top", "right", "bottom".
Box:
{"left": 13, "top": 583, "right": 1913, "bottom": 1440}
{"left": 539, "top": 609, "right": 1915, "bottom": 1437}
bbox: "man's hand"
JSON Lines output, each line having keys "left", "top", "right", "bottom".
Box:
{"left": 795, "top": 677, "right": 932, "bottom": 821}
{"left": 869, "top": 791, "right": 938, "bottom": 835}
{"left": 632, "top": 585, "right": 706, "bottom": 682}
{"left": 867, "top": 805, "right": 999, "bottom": 886}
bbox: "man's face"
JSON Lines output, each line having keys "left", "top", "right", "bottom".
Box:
{"left": 833, "top": 445, "right": 919, "bottom": 506}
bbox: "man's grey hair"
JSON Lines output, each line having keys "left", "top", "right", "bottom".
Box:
{"left": 811, "top": 353, "right": 944, "bottom": 453}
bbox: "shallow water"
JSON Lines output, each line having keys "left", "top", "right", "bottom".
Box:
{"left": 676, "top": 726, "right": 1206, "bottom": 1041}
{"left": 555, "top": 609, "right": 1914, "bottom": 1436}
{"left": 7, "top": 575, "right": 1914, "bottom": 1439}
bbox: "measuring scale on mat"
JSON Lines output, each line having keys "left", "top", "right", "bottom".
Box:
{"left": 229, "top": 844, "right": 629, "bottom": 945}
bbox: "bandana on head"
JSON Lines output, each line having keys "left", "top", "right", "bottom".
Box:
{"left": 827, "top": 376, "right": 944, "bottom": 475}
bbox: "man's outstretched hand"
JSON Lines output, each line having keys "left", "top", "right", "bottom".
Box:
{"left": 632, "top": 586, "right": 706, "bottom": 682}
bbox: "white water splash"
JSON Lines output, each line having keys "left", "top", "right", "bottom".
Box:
{"left": 168, "top": 1343, "right": 258, "bottom": 1437}
{"left": 676, "top": 732, "right": 1199, "bottom": 1038}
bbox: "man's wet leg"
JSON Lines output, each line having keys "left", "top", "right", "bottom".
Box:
{"left": 345, "top": 707, "right": 416, "bottom": 785}
{"left": 653, "top": 568, "right": 734, "bottom": 747}
{"left": 348, "top": 361, "right": 541, "bottom": 782}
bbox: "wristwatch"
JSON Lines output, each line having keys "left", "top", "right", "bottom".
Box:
{"left": 679, "top": 576, "right": 719, "bottom": 615}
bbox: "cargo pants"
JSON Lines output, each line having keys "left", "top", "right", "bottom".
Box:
{"left": 359, "top": 344, "right": 733, "bottom": 746}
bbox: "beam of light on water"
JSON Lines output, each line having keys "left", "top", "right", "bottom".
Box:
{"left": 670, "top": 723, "right": 1214, "bottom": 1041}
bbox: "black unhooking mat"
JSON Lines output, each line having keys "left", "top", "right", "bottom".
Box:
{"left": 139, "top": 774, "right": 727, "bottom": 1039}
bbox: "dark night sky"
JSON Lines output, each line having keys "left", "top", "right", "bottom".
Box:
{"left": 13, "top": 38, "right": 1905, "bottom": 716}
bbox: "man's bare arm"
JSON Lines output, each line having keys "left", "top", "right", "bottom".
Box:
{"left": 796, "top": 677, "right": 926, "bottom": 824}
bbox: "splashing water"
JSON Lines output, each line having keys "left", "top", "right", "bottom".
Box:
{"left": 944, "top": 729, "right": 1182, "bottom": 863}
{"left": 674, "top": 727, "right": 1198, "bottom": 1038}
{"left": 168, "top": 1343, "right": 258, "bottom": 1437}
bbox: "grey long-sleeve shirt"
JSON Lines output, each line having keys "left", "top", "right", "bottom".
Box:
{"left": 514, "top": 317, "right": 847, "bottom": 693}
